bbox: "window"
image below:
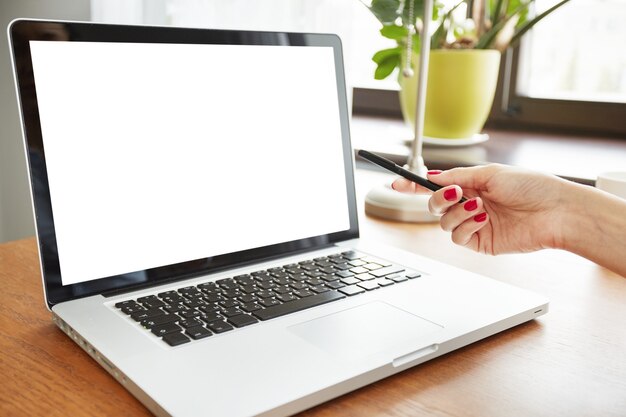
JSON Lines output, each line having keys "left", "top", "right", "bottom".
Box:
{"left": 490, "top": 0, "right": 626, "bottom": 135}
{"left": 91, "top": 0, "right": 626, "bottom": 135}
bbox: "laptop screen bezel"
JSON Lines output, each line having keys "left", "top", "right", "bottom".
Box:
{"left": 9, "top": 19, "right": 359, "bottom": 308}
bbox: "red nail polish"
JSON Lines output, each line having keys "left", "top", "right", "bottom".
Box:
{"left": 443, "top": 188, "right": 457, "bottom": 201}
{"left": 428, "top": 170, "right": 442, "bottom": 175}
{"left": 474, "top": 212, "right": 487, "bottom": 222}
{"left": 464, "top": 199, "right": 478, "bottom": 211}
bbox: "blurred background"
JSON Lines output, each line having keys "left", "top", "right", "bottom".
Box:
{"left": 1, "top": 0, "right": 625, "bottom": 243}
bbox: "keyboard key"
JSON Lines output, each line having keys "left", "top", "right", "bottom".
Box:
{"left": 293, "top": 289, "right": 314, "bottom": 298}
{"left": 355, "top": 273, "right": 375, "bottom": 281}
{"left": 325, "top": 281, "right": 345, "bottom": 289}
{"left": 219, "top": 299, "right": 239, "bottom": 308}
{"left": 141, "top": 314, "right": 180, "bottom": 329}
{"left": 131, "top": 308, "right": 164, "bottom": 321}
{"left": 376, "top": 278, "right": 395, "bottom": 287}
{"left": 241, "top": 302, "right": 263, "bottom": 312}
{"left": 335, "top": 270, "right": 354, "bottom": 278}
{"left": 273, "top": 286, "right": 292, "bottom": 295}
{"left": 178, "top": 310, "right": 204, "bottom": 319}
{"left": 276, "top": 293, "right": 298, "bottom": 303}
{"left": 200, "top": 312, "right": 223, "bottom": 323}
{"left": 321, "top": 274, "right": 339, "bottom": 282}
{"left": 338, "top": 285, "right": 365, "bottom": 296}
{"left": 221, "top": 307, "right": 244, "bottom": 317}
{"left": 178, "top": 287, "right": 200, "bottom": 296}
{"left": 157, "top": 290, "right": 178, "bottom": 298}
{"left": 253, "top": 291, "right": 345, "bottom": 321}
{"left": 260, "top": 298, "right": 281, "bottom": 308}
{"left": 151, "top": 322, "right": 182, "bottom": 337}
{"left": 121, "top": 304, "right": 145, "bottom": 315}
{"left": 227, "top": 314, "right": 259, "bottom": 328}
{"left": 350, "top": 266, "right": 369, "bottom": 274}
{"left": 305, "top": 278, "right": 324, "bottom": 286}
{"left": 206, "top": 320, "right": 234, "bottom": 334}
{"left": 184, "top": 299, "right": 206, "bottom": 308}
{"left": 238, "top": 294, "right": 258, "bottom": 303}
{"left": 310, "top": 285, "right": 330, "bottom": 294}
{"left": 341, "top": 250, "right": 364, "bottom": 260}
{"left": 222, "top": 289, "right": 243, "bottom": 298}
{"left": 371, "top": 265, "right": 405, "bottom": 278}
{"left": 185, "top": 326, "right": 212, "bottom": 340}
{"left": 198, "top": 304, "right": 220, "bottom": 314}
{"left": 163, "top": 304, "right": 187, "bottom": 314}
{"left": 255, "top": 290, "right": 276, "bottom": 299}
{"left": 115, "top": 300, "right": 136, "bottom": 309}
{"left": 340, "top": 277, "right": 360, "bottom": 285}
{"left": 389, "top": 274, "right": 408, "bottom": 283}
{"left": 162, "top": 332, "right": 190, "bottom": 346}
{"left": 178, "top": 318, "right": 203, "bottom": 328}
{"left": 406, "top": 271, "right": 422, "bottom": 279}
{"left": 290, "top": 282, "right": 308, "bottom": 290}
{"left": 363, "top": 263, "right": 383, "bottom": 271}
{"left": 347, "top": 259, "right": 366, "bottom": 267}
{"left": 142, "top": 299, "right": 166, "bottom": 309}
{"left": 137, "top": 295, "right": 160, "bottom": 304}
{"left": 357, "top": 281, "right": 380, "bottom": 291}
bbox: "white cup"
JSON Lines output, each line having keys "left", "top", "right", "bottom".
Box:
{"left": 596, "top": 172, "right": 626, "bottom": 199}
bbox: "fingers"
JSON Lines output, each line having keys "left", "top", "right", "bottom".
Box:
{"left": 450, "top": 212, "right": 489, "bottom": 250}
{"left": 390, "top": 177, "right": 431, "bottom": 194}
{"left": 428, "top": 185, "right": 463, "bottom": 215}
{"left": 426, "top": 165, "right": 500, "bottom": 191}
{"left": 440, "top": 197, "right": 484, "bottom": 231}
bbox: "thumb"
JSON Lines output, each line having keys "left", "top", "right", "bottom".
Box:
{"left": 427, "top": 165, "right": 496, "bottom": 190}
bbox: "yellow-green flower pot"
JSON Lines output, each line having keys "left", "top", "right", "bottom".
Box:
{"left": 399, "top": 49, "right": 501, "bottom": 139}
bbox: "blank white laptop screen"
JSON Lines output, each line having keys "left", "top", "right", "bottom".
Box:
{"left": 29, "top": 41, "right": 350, "bottom": 286}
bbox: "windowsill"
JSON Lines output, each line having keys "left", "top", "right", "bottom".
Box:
{"left": 350, "top": 114, "right": 626, "bottom": 185}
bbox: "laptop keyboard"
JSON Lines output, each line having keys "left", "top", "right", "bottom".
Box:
{"left": 114, "top": 250, "right": 421, "bottom": 347}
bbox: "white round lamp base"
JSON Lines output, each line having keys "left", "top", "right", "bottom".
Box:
{"left": 364, "top": 183, "right": 439, "bottom": 223}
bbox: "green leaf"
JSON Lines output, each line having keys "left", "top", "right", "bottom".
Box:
{"left": 509, "top": 0, "right": 570, "bottom": 47}
{"left": 374, "top": 54, "right": 400, "bottom": 80}
{"left": 367, "top": 0, "right": 402, "bottom": 25}
{"left": 380, "top": 24, "right": 409, "bottom": 40}
{"left": 372, "top": 46, "right": 402, "bottom": 64}
{"left": 491, "top": 0, "right": 506, "bottom": 26}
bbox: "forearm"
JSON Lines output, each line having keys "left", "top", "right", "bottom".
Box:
{"left": 560, "top": 182, "right": 626, "bottom": 277}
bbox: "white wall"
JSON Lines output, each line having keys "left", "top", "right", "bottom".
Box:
{"left": 0, "top": 0, "right": 90, "bottom": 243}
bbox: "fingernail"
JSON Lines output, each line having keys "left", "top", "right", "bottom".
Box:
{"left": 464, "top": 199, "right": 478, "bottom": 211}
{"left": 428, "top": 170, "right": 442, "bottom": 175}
{"left": 474, "top": 212, "right": 487, "bottom": 222}
{"left": 443, "top": 188, "right": 457, "bottom": 201}
{"left": 390, "top": 182, "right": 396, "bottom": 190}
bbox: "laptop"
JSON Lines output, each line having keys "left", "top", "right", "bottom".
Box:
{"left": 9, "top": 19, "right": 548, "bottom": 417}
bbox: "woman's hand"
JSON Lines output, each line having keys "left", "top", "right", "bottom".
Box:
{"left": 392, "top": 164, "right": 572, "bottom": 255}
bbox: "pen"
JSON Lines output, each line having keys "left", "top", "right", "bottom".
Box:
{"left": 357, "top": 149, "right": 467, "bottom": 203}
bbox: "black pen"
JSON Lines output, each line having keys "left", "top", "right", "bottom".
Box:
{"left": 357, "top": 149, "right": 467, "bottom": 203}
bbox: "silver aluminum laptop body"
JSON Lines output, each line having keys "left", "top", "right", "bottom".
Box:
{"left": 10, "top": 19, "right": 548, "bottom": 417}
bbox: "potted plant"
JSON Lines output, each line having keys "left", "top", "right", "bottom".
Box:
{"left": 363, "top": 0, "right": 571, "bottom": 139}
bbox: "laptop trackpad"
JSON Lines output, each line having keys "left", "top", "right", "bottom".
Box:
{"left": 289, "top": 301, "right": 443, "bottom": 361}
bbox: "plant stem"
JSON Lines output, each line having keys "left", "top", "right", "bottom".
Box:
{"left": 475, "top": 2, "right": 528, "bottom": 49}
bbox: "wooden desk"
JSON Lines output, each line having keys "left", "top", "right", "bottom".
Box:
{"left": 1, "top": 168, "right": 625, "bottom": 417}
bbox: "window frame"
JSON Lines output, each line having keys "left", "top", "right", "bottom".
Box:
{"left": 353, "top": 44, "right": 626, "bottom": 138}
